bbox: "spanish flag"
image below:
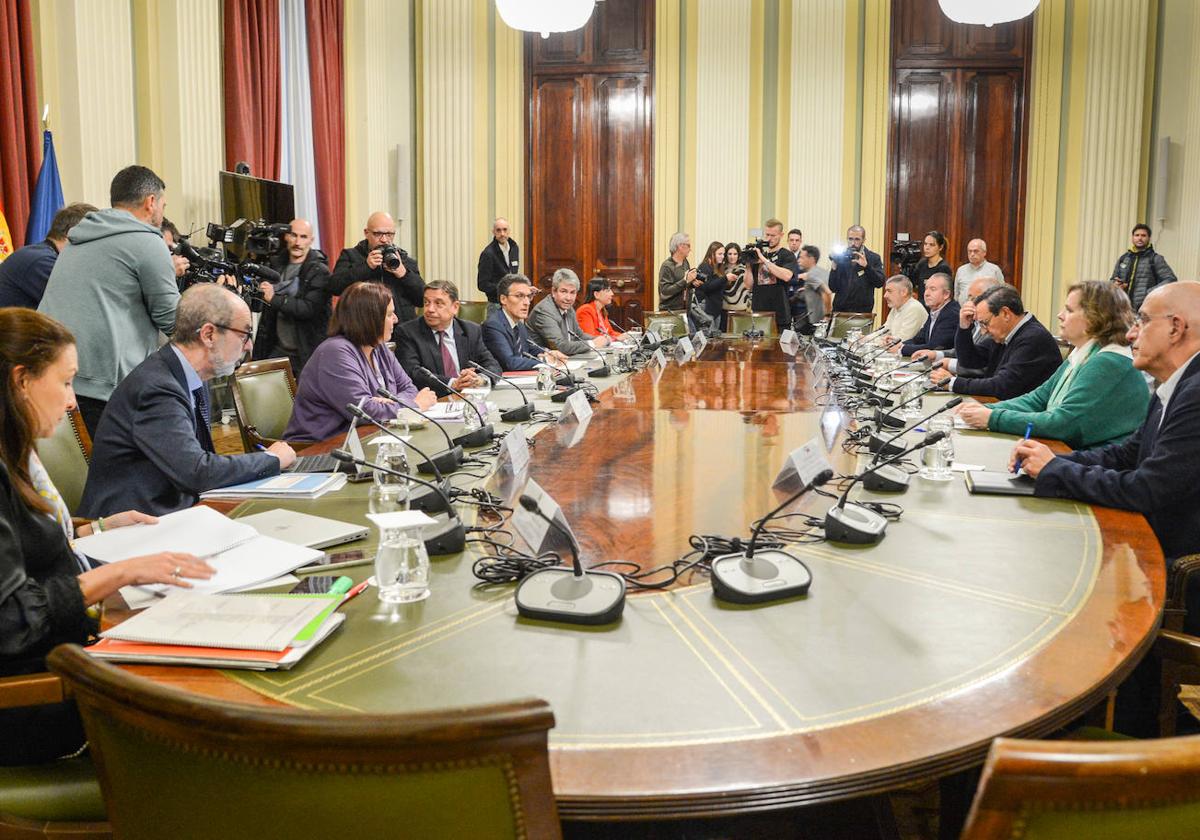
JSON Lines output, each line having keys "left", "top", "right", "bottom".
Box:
{"left": 0, "top": 209, "right": 13, "bottom": 263}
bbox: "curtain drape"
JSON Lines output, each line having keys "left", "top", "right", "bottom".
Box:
{"left": 0, "top": 0, "right": 41, "bottom": 248}
{"left": 279, "top": 0, "right": 322, "bottom": 248}
{"left": 305, "top": 0, "right": 345, "bottom": 255}
{"left": 223, "top": 0, "right": 281, "bottom": 180}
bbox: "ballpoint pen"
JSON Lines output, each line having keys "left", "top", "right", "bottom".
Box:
{"left": 1013, "top": 421, "right": 1034, "bottom": 474}
{"left": 341, "top": 580, "right": 371, "bottom": 602}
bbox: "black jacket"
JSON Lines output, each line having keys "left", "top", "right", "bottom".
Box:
{"left": 905, "top": 259, "right": 952, "bottom": 300}
{"left": 828, "top": 248, "right": 885, "bottom": 313}
{"left": 901, "top": 300, "right": 960, "bottom": 355}
{"left": 393, "top": 316, "right": 502, "bottom": 396}
{"left": 251, "top": 249, "right": 331, "bottom": 378}
{"left": 697, "top": 263, "right": 727, "bottom": 323}
{"left": 950, "top": 315, "right": 1061, "bottom": 399}
{"left": 329, "top": 240, "right": 425, "bottom": 335}
{"left": 476, "top": 239, "right": 520, "bottom": 303}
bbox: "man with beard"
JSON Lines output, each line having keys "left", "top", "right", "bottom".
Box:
{"left": 250, "top": 218, "right": 330, "bottom": 378}
{"left": 78, "top": 285, "right": 295, "bottom": 517}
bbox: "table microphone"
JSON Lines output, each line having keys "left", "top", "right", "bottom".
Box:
{"left": 513, "top": 494, "right": 626, "bottom": 625}
{"left": 848, "top": 325, "right": 888, "bottom": 351}
{"left": 710, "top": 468, "right": 834, "bottom": 604}
{"left": 520, "top": 352, "right": 577, "bottom": 386}
{"left": 824, "top": 431, "right": 947, "bottom": 544}
{"left": 469, "top": 362, "right": 533, "bottom": 422}
{"left": 857, "top": 337, "right": 900, "bottom": 370}
{"left": 330, "top": 449, "right": 465, "bottom": 555}
{"left": 343, "top": 404, "right": 453, "bottom": 513}
{"left": 873, "top": 384, "right": 940, "bottom": 429}
{"left": 869, "top": 355, "right": 928, "bottom": 388}
{"left": 371, "top": 389, "right": 465, "bottom": 475}
{"left": 564, "top": 324, "right": 611, "bottom": 377}
{"left": 415, "top": 366, "right": 494, "bottom": 447}
{"left": 857, "top": 429, "right": 948, "bottom": 492}
{"left": 868, "top": 396, "right": 963, "bottom": 459}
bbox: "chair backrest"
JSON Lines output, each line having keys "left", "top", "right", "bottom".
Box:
{"left": 35, "top": 409, "right": 92, "bottom": 512}
{"left": 726, "top": 312, "right": 778, "bottom": 337}
{"left": 643, "top": 310, "right": 689, "bottom": 338}
{"left": 48, "top": 645, "right": 561, "bottom": 840}
{"left": 230, "top": 357, "right": 298, "bottom": 451}
{"left": 828, "top": 312, "right": 875, "bottom": 339}
{"left": 961, "top": 734, "right": 1200, "bottom": 839}
{"left": 458, "top": 300, "right": 490, "bottom": 324}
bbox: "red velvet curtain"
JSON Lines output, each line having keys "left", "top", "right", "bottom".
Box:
{"left": 305, "top": 0, "right": 344, "bottom": 254}
{"left": 223, "top": 0, "right": 281, "bottom": 179}
{"left": 0, "top": 0, "right": 41, "bottom": 248}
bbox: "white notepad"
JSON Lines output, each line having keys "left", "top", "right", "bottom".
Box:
{"left": 74, "top": 506, "right": 257, "bottom": 563}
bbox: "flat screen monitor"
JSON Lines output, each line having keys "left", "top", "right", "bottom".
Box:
{"left": 218, "top": 171, "right": 295, "bottom": 259}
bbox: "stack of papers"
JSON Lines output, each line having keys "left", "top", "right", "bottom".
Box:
{"left": 88, "top": 591, "right": 345, "bottom": 670}
{"left": 200, "top": 472, "right": 347, "bottom": 499}
{"left": 421, "top": 401, "right": 465, "bottom": 421}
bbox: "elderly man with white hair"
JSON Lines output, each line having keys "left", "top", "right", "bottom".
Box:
{"left": 953, "top": 238, "right": 1005, "bottom": 303}
{"left": 528, "top": 268, "right": 609, "bottom": 356}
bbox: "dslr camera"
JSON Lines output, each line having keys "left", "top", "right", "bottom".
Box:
{"left": 889, "top": 239, "right": 923, "bottom": 273}
{"left": 737, "top": 239, "right": 770, "bottom": 265}
{"left": 377, "top": 244, "right": 403, "bottom": 271}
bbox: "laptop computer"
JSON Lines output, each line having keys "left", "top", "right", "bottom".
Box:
{"left": 235, "top": 509, "right": 369, "bottom": 550}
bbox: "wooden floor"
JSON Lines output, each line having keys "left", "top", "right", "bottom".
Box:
{"left": 210, "top": 421, "right": 244, "bottom": 456}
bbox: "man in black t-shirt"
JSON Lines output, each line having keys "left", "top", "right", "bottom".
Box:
{"left": 749, "top": 218, "right": 797, "bottom": 330}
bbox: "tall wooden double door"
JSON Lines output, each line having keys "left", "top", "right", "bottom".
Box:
{"left": 525, "top": 0, "right": 654, "bottom": 325}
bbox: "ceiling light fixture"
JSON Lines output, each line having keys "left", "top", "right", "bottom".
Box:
{"left": 495, "top": 0, "right": 597, "bottom": 39}
{"left": 937, "top": 0, "right": 1040, "bottom": 27}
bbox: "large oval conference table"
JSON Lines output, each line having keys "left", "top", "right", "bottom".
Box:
{"left": 124, "top": 337, "right": 1164, "bottom": 823}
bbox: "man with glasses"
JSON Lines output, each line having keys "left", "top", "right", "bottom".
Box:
{"left": 828, "top": 224, "right": 885, "bottom": 314}
{"left": 330, "top": 211, "right": 425, "bottom": 338}
{"left": 79, "top": 284, "right": 296, "bottom": 517}
{"left": 1013, "top": 281, "right": 1200, "bottom": 632}
{"left": 928, "top": 284, "right": 1059, "bottom": 399}
{"left": 482, "top": 274, "right": 569, "bottom": 371}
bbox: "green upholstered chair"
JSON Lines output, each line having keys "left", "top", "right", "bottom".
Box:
{"left": 828, "top": 312, "right": 875, "bottom": 340}
{"left": 458, "top": 300, "right": 490, "bottom": 324}
{"left": 726, "top": 312, "right": 778, "bottom": 337}
{"left": 34, "top": 409, "right": 91, "bottom": 513}
{"left": 0, "top": 671, "right": 110, "bottom": 837}
{"left": 47, "top": 645, "right": 562, "bottom": 840}
{"left": 961, "top": 733, "right": 1200, "bottom": 839}
{"left": 643, "top": 311, "right": 689, "bottom": 339}
{"left": 229, "top": 357, "right": 305, "bottom": 452}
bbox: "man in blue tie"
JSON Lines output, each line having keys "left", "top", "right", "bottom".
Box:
{"left": 482, "top": 274, "right": 569, "bottom": 371}
{"left": 79, "top": 284, "right": 296, "bottom": 517}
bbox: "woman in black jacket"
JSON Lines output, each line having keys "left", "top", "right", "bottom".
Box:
{"left": 0, "top": 308, "right": 212, "bottom": 765}
{"left": 696, "top": 241, "right": 731, "bottom": 330}
{"left": 906, "top": 230, "right": 952, "bottom": 301}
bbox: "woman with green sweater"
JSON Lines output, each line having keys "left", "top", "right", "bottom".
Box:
{"left": 957, "top": 281, "right": 1149, "bottom": 449}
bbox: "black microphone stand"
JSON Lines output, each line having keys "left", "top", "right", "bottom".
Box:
{"left": 469, "top": 362, "right": 534, "bottom": 422}
{"left": 344, "top": 403, "right": 453, "bottom": 513}
{"left": 370, "top": 390, "right": 465, "bottom": 475}
{"left": 415, "top": 366, "right": 495, "bottom": 447}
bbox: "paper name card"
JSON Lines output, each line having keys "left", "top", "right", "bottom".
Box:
{"left": 693, "top": 330, "right": 708, "bottom": 351}
{"left": 645, "top": 330, "right": 661, "bottom": 344}
{"left": 501, "top": 425, "right": 531, "bottom": 473}
{"left": 559, "top": 389, "right": 593, "bottom": 424}
{"left": 511, "top": 478, "right": 580, "bottom": 557}
{"left": 652, "top": 348, "right": 667, "bottom": 368}
{"left": 772, "top": 438, "right": 834, "bottom": 492}
{"left": 779, "top": 328, "right": 799, "bottom": 345}
{"left": 365, "top": 510, "right": 438, "bottom": 531}
{"left": 676, "top": 336, "right": 695, "bottom": 361}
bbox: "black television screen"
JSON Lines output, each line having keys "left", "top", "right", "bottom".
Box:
{"left": 218, "top": 171, "right": 295, "bottom": 259}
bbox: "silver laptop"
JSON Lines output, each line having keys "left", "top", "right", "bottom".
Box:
{"left": 236, "top": 509, "right": 369, "bottom": 549}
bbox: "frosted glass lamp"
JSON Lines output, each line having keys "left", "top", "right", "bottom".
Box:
{"left": 496, "top": 0, "right": 596, "bottom": 39}
{"left": 937, "top": 0, "right": 1040, "bottom": 27}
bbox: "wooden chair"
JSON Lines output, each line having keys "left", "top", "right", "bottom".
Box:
{"left": 34, "top": 409, "right": 92, "bottom": 513}
{"left": 643, "top": 310, "right": 689, "bottom": 339}
{"left": 458, "top": 300, "right": 490, "bottom": 324}
{"left": 961, "top": 733, "right": 1200, "bottom": 838}
{"left": 726, "top": 311, "right": 778, "bottom": 337}
{"left": 47, "top": 645, "right": 562, "bottom": 840}
{"left": 828, "top": 312, "right": 875, "bottom": 340}
{"left": 229, "top": 357, "right": 307, "bottom": 452}
{"left": 0, "top": 672, "right": 110, "bottom": 838}
{"left": 1156, "top": 553, "right": 1200, "bottom": 735}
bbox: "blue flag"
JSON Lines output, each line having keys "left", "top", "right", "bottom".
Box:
{"left": 26, "top": 130, "right": 65, "bottom": 245}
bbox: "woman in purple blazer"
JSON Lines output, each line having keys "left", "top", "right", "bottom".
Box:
{"left": 285, "top": 282, "right": 437, "bottom": 441}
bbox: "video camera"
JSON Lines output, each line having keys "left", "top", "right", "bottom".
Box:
{"left": 173, "top": 218, "right": 288, "bottom": 303}
{"left": 737, "top": 239, "right": 770, "bottom": 265}
{"left": 889, "top": 239, "right": 923, "bottom": 273}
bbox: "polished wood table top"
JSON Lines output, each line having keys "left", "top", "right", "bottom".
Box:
{"left": 125, "top": 340, "right": 1165, "bottom": 821}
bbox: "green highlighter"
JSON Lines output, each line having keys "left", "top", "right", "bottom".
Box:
{"left": 328, "top": 576, "right": 354, "bottom": 596}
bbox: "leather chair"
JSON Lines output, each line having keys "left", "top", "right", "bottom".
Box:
{"left": 961, "top": 733, "right": 1200, "bottom": 838}
{"left": 229, "top": 357, "right": 307, "bottom": 452}
{"left": 34, "top": 409, "right": 91, "bottom": 513}
{"left": 458, "top": 300, "right": 490, "bottom": 324}
{"left": 726, "top": 312, "right": 778, "bottom": 337}
{"left": 0, "top": 672, "right": 110, "bottom": 838}
{"left": 1156, "top": 553, "right": 1200, "bottom": 735}
{"left": 828, "top": 312, "right": 875, "bottom": 340}
{"left": 643, "top": 311, "right": 689, "bottom": 339}
{"left": 47, "top": 645, "right": 562, "bottom": 840}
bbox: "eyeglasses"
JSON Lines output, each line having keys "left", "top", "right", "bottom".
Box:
{"left": 1134, "top": 311, "right": 1175, "bottom": 326}
{"left": 505, "top": 292, "right": 533, "bottom": 301}
{"left": 368, "top": 229, "right": 396, "bottom": 238}
{"left": 976, "top": 316, "right": 992, "bottom": 328}
{"left": 215, "top": 323, "right": 254, "bottom": 346}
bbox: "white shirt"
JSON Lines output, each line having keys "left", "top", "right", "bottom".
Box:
{"left": 498, "top": 240, "right": 511, "bottom": 264}
{"left": 883, "top": 297, "right": 929, "bottom": 341}
{"left": 953, "top": 260, "right": 1005, "bottom": 303}
{"left": 1156, "top": 349, "right": 1200, "bottom": 426}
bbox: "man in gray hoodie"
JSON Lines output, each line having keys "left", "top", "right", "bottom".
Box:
{"left": 39, "top": 165, "right": 180, "bottom": 436}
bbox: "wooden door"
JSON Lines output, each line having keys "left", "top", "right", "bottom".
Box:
{"left": 886, "top": 0, "right": 1031, "bottom": 292}
{"left": 526, "top": 0, "right": 654, "bottom": 326}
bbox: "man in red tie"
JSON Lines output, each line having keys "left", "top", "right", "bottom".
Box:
{"left": 394, "top": 280, "right": 502, "bottom": 397}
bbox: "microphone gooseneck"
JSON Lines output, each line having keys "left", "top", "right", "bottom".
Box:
{"left": 375, "top": 386, "right": 457, "bottom": 452}
{"left": 518, "top": 494, "right": 583, "bottom": 578}
{"left": 745, "top": 469, "right": 834, "bottom": 558}
{"left": 469, "top": 361, "right": 533, "bottom": 421}
{"left": 870, "top": 397, "right": 963, "bottom": 464}
{"left": 414, "top": 366, "right": 494, "bottom": 448}
{"left": 345, "top": 402, "right": 447, "bottom": 484}
{"left": 839, "top": 431, "right": 947, "bottom": 509}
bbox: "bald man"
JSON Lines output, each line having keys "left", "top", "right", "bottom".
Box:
{"left": 251, "top": 218, "right": 330, "bottom": 377}
{"left": 477, "top": 217, "right": 520, "bottom": 311}
{"left": 953, "top": 238, "right": 1005, "bottom": 303}
{"left": 1012, "top": 282, "right": 1200, "bottom": 569}
{"left": 330, "top": 211, "right": 425, "bottom": 339}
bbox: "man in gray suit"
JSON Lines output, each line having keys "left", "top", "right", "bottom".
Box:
{"left": 78, "top": 285, "right": 296, "bottom": 517}
{"left": 528, "top": 268, "right": 611, "bottom": 357}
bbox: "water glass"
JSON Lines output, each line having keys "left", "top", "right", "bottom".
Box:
{"left": 900, "top": 378, "right": 925, "bottom": 420}
{"left": 660, "top": 322, "right": 677, "bottom": 340}
{"left": 625, "top": 328, "right": 643, "bottom": 347}
{"left": 845, "top": 328, "right": 862, "bottom": 346}
{"left": 813, "top": 321, "right": 827, "bottom": 340}
{"left": 460, "top": 389, "right": 489, "bottom": 431}
{"left": 369, "top": 482, "right": 409, "bottom": 513}
{"left": 370, "top": 441, "right": 410, "bottom": 512}
{"left": 919, "top": 415, "right": 955, "bottom": 481}
{"left": 374, "top": 532, "right": 430, "bottom": 603}
{"left": 536, "top": 366, "right": 557, "bottom": 394}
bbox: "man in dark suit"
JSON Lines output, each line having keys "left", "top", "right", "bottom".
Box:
{"left": 828, "top": 224, "right": 885, "bottom": 313}
{"left": 1013, "top": 281, "right": 1200, "bottom": 629}
{"left": 395, "top": 280, "right": 502, "bottom": 396}
{"left": 78, "top": 285, "right": 295, "bottom": 517}
{"left": 929, "top": 284, "right": 1060, "bottom": 399}
{"left": 329, "top": 211, "right": 424, "bottom": 338}
{"left": 898, "top": 273, "right": 959, "bottom": 356}
{"left": 476, "top": 218, "right": 519, "bottom": 309}
{"left": 482, "top": 274, "right": 569, "bottom": 371}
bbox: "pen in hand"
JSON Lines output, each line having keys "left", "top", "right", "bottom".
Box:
{"left": 1013, "top": 422, "right": 1034, "bottom": 474}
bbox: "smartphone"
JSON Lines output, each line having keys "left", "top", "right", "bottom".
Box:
{"left": 289, "top": 576, "right": 339, "bottom": 595}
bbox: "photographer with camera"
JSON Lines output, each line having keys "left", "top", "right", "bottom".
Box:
{"left": 249, "top": 219, "right": 331, "bottom": 379}
{"left": 828, "top": 225, "right": 885, "bottom": 314}
{"left": 747, "top": 219, "right": 796, "bottom": 331}
{"left": 330, "top": 211, "right": 424, "bottom": 340}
